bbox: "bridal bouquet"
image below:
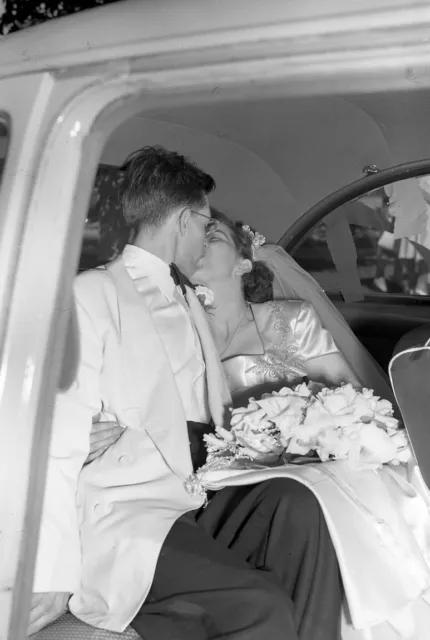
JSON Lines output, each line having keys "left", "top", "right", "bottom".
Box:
{"left": 200, "top": 383, "right": 411, "bottom": 473}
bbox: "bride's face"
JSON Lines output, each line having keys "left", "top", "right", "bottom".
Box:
{"left": 192, "top": 222, "right": 244, "bottom": 285}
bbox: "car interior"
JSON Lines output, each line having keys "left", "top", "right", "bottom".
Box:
{"left": 34, "top": 93, "right": 430, "bottom": 634}
{"left": 1, "top": 3, "right": 430, "bottom": 639}
{"left": 78, "top": 91, "right": 430, "bottom": 377}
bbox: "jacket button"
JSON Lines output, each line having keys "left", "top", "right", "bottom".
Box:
{"left": 118, "top": 454, "right": 130, "bottom": 466}
{"left": 94, "top": 503, "right": 101, "bottom": 514}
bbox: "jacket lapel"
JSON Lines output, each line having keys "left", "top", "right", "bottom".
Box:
{"left": 185, "top": 286, "right": 232, "bottom": 427}
{"left": 107, "top": 257, "right": 193, "bottom": 479}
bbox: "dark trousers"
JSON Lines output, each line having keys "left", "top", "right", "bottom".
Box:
{"left": 131, "top": 478, "right": 342, "bottom": 640}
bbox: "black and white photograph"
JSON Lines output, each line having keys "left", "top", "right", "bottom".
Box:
{"left": 1, "top": 2, "right": 430, "bottom": 640}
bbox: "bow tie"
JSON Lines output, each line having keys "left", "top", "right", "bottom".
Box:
{"left": 170, "top": 263, "right": 192, "bottom": 296}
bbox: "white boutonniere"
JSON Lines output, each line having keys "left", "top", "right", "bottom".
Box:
{"left": 194, "top": 285, "right": 215, "bottom": 311}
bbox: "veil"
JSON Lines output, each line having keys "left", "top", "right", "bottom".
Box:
{"left": 256, "top": 244, "right": 395, "bottom": 403}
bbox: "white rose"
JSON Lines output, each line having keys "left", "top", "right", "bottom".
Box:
{"left": 358, "top": 388, "right": 399, "bottom": 430}
{"left": 302, "top": 399, "right": 340, "bottom": 430}
{"left": 356, "top": 422, "right": 398, "bottom": 465}
{"left": 316, "top": 384, "right": 360, "bottom": 421}
{"left": 291, "top": 382, "right": 314, "bottom": 398}
{"left": 285, "top": 436, "right": 313, "bottom": 456}
{"left": 315, "top": 427, "right": 353, "bottom": 461}
{"left": 194, "top": 285, "right": 215, "bottom": 309}
{"left": 313, "top": 385, "right": 397, "bottom": 430}
{"left": 254, "top": 390, "right": 309, "bottom": 445}
{"left": 287, "top": 405, "right": 337, "bottom": 458}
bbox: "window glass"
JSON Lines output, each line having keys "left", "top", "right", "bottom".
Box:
{"left": 291, "top": 176, "right": 430, "bottom": 298}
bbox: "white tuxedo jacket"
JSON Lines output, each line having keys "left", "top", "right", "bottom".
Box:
{"left": 34, "top": 255, "right": 231, "bottom": 631}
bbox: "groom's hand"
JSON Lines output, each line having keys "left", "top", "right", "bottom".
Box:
{"left": 28, "top": 592, "right": 70, "bottom": 635}
{"left": 85, "top": 413, "right": 125, "bottom": 465}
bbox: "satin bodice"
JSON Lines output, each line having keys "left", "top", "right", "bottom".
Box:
{"left": 222, "top": 300, "right": 339, "bottom": 407}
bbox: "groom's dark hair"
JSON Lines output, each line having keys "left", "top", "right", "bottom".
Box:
{"left": 119, "top": 146, "right": 215, "bottom": 230}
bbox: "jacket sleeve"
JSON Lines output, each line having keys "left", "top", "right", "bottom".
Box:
{"left": 33, "top": 292, "right": 103, "bottom": 593}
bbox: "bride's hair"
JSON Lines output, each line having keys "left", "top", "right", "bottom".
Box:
{"left": 211, "top": 208, "right": 274, "bottom": 303}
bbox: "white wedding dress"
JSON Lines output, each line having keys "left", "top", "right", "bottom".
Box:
{"left": 196, "top": 458, "right": 430, "bottom": 639}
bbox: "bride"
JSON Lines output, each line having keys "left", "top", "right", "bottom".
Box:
{"left": 192, "top": 209, "right": 362, "bottom": 408}
{"left": 90, "top": 209, "right": 430, "bottom": 639}
{"left": 189, "top": 209, "right": 430, "bottom": 640}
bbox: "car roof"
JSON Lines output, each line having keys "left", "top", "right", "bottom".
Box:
{"left": 0, "top": 0, "right": 422, "bottom": 79}
{"left": 1, "top": 0, "right": 429, "bottom": 240}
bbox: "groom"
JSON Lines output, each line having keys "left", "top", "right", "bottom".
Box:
{"left": 31, "top": 146, "right": 341, "bottom": 640}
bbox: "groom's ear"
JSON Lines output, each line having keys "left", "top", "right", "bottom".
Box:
{"left": 178, "top": 208, "right": 190, "bottom": 236}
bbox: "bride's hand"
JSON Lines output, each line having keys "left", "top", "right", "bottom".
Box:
{"left": 85, "top": 413, "right": 125, "bottom": 465}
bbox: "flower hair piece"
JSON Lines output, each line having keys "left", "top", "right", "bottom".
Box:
{"left": 194, "top": 284, "right": 215, "bottom": 311}
{"left": 242, "top": 225, "right": 266, "bottom": 259}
